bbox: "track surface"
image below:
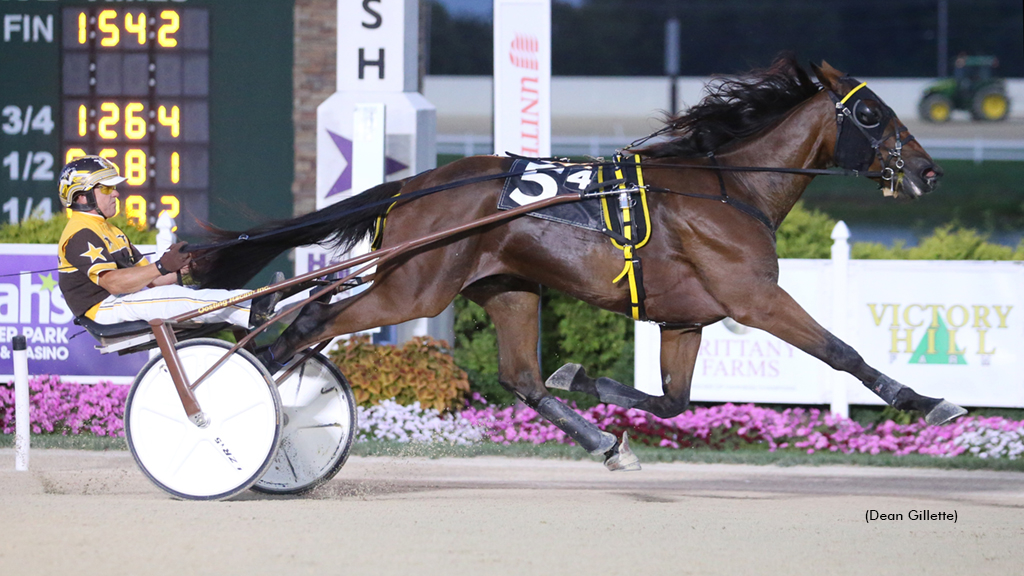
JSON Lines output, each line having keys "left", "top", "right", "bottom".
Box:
{"left": 2, "top": 449, "right": 1022, "bottom": 575}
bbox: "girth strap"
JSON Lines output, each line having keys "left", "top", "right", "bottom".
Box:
{"left": 602, "top": 154, "right": 649, "bottom": 322}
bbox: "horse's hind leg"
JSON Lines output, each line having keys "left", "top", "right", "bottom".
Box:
{"left": 260, "top": 266, "right": 460, "bottom": 370}
{"left": 463, "top": 279, "right": 639, "bottom": 471}
{"left": 546, "top": 327, "right": 702, "bottom": 419}
{"left": 731, "top": 285, "right": 966, "bottom": 425}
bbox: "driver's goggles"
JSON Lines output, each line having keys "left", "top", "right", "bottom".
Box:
{"left": 93, "top": 185, "right": 118, "bottom": 195}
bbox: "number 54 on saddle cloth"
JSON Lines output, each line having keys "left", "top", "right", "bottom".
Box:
{"left": 498, "top": 154, "right": 652, "bottom": 320}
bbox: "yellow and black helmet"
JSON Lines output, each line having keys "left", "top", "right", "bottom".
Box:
{"left": 57, "top": 155, "right": 126, "bottom": 208}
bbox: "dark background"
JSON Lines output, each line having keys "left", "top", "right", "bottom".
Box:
{"left": 429, "top": 0, "right": 1024, "bottom": 77}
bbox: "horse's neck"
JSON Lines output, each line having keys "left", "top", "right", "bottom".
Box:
{"left": 719, "top": 92, "right": 835, "bottom": 227}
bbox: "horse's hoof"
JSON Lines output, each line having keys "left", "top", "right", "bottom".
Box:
{"left": 546, "top": 363, "right": 583, "bottom": 391}
{"left": 925, "top": 399, "right": 967, "bottom": 426}
{"left": 255, "top": 348, "right": 285, "bottom": 374}
{"left": 604, "top": 431, "right": 641, "bottom": 472}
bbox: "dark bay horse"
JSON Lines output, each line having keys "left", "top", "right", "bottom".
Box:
{"left": 192, "top": 58, "right": 965, "bottom": 470}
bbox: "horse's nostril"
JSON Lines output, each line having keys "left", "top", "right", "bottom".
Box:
{"left": 923, "top": 168, "right": 936, "bottom": 180}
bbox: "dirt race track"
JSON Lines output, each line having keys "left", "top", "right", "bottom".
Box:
{"left": 1, "top": 449, "right": 1022, "bottom": 576}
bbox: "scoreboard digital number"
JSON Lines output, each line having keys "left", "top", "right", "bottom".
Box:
{"left": 1, "top": 4, "right": 209, "bottom": 233}
{"left": 62, "top": 6, "right": 208, "bottom": 231}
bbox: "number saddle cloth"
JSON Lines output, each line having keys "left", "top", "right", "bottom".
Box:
{"left": 497, "top": 154, "right": 652, "bottom": 321}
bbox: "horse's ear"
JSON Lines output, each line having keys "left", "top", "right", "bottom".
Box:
{"left": 810, "top": 61, "right": 845, "bottom": 91}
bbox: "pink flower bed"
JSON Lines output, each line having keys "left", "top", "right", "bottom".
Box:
{"left": 4, "top": 381, "right": 1023, "bottom": 460}
{"left": 0, "top": 375, "right": 128, "bottom": 436}
{"left": 459, "top": 394, "right": 1024, "bottom": 458}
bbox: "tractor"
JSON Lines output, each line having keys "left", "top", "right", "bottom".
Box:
{"left": 919, "top": 55, "right": 1011, "bottom": 122}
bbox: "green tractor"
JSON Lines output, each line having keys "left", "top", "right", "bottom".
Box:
{"left": 919, "top": 55, "right": 1011, "bottom": 122}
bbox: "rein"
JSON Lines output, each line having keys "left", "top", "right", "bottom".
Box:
{"left": 189, "top": 158, "right": 882, "bottom": 254}
{"left": 192, "top": 80, "right": 910, "bottom": 252}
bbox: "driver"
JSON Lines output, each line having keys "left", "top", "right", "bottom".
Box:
{"left": 56, "top": 155, "right": 282, "bottom": 328}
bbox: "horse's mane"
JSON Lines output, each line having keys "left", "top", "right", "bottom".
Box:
{"left": 636, "top": 55, "right": 820, "bottom": 158}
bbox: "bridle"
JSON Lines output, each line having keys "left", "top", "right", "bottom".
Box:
{"left": 620, "top": 78, "right": 916, "bottom": 187}
{"left": 826, "top": 79, "right": 916, "bottom": 197}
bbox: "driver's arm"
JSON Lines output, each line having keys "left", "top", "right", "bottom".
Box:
{"left": 97, "top": 240, "right": 191, "bottom": 294}
{"left": 97, "top": 264, "right": 166, "bottom": 294}
{"left": 149, "top": 271, "right": 180, "bottom": 287}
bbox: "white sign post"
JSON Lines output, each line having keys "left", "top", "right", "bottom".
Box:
{"left": 14, "top": 335, "right": 29, "bottom": 471}
{"left": 493, "top": 0, "right": 551, "bottom": 157}
{"left": 317, "top": 0, "right": 435, "bottom": 211}
{"left": 310, "top": 0, "right": 451, "bottom": 346}
{"left": 829, "top": 222, "right": 852, "bottom": 417}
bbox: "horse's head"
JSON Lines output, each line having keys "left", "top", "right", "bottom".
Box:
{"left": 812, "top": 61, "right": 942, "bottom": 199}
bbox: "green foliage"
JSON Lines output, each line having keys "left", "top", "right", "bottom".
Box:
{"left": 776, "top": 203, "right": 1024, "bottom": 261}
{"left": 775, "top": 201, "right": 836, "bottom": 258}
{"left": 0, "top": 213, "right": 157, "bottom": 245}
{"left": 803, "top": 161, "right": 1024, "bottom": 232}
{"left": 328, "top": 335, "right": 470, "bottom": 412}
{"left": 548, "top": 291, "right": 633, "bottom": 385}
{"left": 851, "top": 225, "right": 1024, "bottom": 260}
{"left": 0, "top": 214, "right": 67, "bottom": 244}
{"left": 453, "top": 290, "right": 633, "bottom": 407}
{"left": 452, "top": 296, "right": 509, "bottom": 404}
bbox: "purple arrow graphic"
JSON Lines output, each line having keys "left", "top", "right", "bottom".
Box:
{"left": 326, "top": 130, "right": 409, "bottom": 199}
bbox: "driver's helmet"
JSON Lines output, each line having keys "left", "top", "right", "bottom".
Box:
{"left": 57, "top": 155, "right": 126, "bottom": 208}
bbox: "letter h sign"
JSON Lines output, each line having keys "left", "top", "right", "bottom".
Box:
{"left": 337, "top": 0, "right": 418, "bottom": 93}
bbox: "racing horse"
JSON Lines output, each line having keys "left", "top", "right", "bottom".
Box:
{"left": 192, "top": 57, "right": 965, "bottom": 470}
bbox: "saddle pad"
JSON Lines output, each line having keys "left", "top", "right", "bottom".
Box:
{"left": 497, "top": 159, "right": 606, "bottom": 232}
{"left": 498, "top": 157, "right": 649, "bottom": 247}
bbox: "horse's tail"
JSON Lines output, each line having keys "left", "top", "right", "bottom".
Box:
{"left": 190, "top": 179, "right": 407, "bottom": 289}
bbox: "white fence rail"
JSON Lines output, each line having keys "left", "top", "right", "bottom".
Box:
{"left": 635, "top": 222, "right": 1024, "bottom": 410}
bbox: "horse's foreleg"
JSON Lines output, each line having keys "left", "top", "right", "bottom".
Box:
{"left": 545, "top": 327, "right": 702, "bottom": 419}
{"left": 732, "top": 286, "right": 966, "bottom": 425}
{"left": 465, "top": 282, "right": 638, "bottom": 470}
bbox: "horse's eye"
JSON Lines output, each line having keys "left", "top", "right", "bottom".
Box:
{"left": 854, "top": 101, "right": 882, "bottom": 127}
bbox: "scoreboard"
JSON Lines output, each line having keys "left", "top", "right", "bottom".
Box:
{"left": 1, "top": 0, "right": 292, "bottom": 239}
{"left": 61, "top": 5, "right": 209, "bottom": 230}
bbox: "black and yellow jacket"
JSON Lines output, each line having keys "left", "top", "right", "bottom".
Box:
{"left": 57, "top": 211, "right": 149, "bottom": 319}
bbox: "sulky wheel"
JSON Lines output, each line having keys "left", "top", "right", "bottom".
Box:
{"left": 125, "top": 338, "right": 282, "bottom": 501}
{"left": 252, "top": 351, "right": 357, "bottom": 495}
{"left": 919, "top": 93, "right": 953, "bottom": 123}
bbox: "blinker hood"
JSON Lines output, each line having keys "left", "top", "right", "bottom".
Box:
{"left": 827, "top": 82, "right": 895, "bottom": 173}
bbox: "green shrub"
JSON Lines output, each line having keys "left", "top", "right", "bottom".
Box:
{"left": 851, "top": 225, "right": 1024, "bottom": 260}
{"left": 548, "top": 291, "right": 633, "bottom": 385}
{"left": 453, "top": 290, "right": 634, "bottom": 406}
{"left": 452, "top": 296, "right": 508, "bottom": 404}
{"left": 0, "top": 213, "right": 157, "bottom": 245}
{"left": 775, "top": 201, "right": 836, "bottom": 258}
{"left": 328, "top": 335, "right": 470, "bottom": 412}
{"left": 776, "top": 202, "right": 1024, "bottom": 261}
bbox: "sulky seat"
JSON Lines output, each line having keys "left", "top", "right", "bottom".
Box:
{"left": 75, "top": 316, "right": 234, "bottom": 356}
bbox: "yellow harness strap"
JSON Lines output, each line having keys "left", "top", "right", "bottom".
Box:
{"left": 604, "top": 154, "right": 647, "bottom": 320}
{"left": 370, "top": 192, "right": 403, "bottom": 251}
{"left": 839, "top": 81, "right": 868, "bottom": 106}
